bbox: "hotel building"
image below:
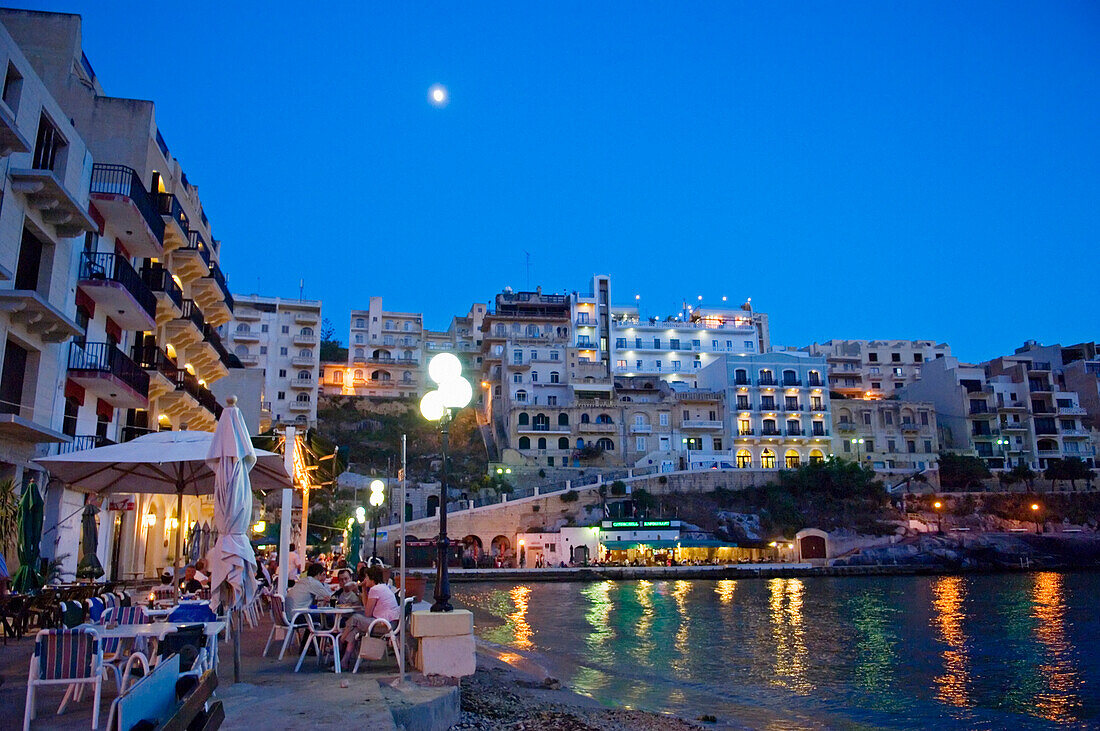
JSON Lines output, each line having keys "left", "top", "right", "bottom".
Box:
{"left": 221, "top": 294, "right": 321, "bottom": 429}
{"left": 796, "top": 339, "right": 951, "bottom": 398}
{"left": 2, "top": 9, "right": 243, "bottom": 580}
{"left": 347, "top": 297, "right": 423, "bottom": 399}
{"left": 831, "top": 398, "right": 939, "bottom": 475}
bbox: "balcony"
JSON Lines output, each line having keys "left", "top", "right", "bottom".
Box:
{"left": 737, "top": 428, "right": 755, "bottom": 436}
{"left": 235, "top": 308, "right": 261, "bottom": 321}
{"left": 758, "top": 377, "right": 777, "bottom": 386}
{"left": 1002, "top": 421, "right": 1028, "bottom": 431}
{"left": 574, "top": 318, "right": 594, "bottom": 327}
{"left": 900, "top": 422, "right": 922, "bottom": 433}
{"left": 88, "top": 164, "right": 164, "bottom": 257}
{"left": 294, "top": 311, "right": 319, "bottom": 325}
{"left": 629, "top": 424, "right": 652, "bottom": 433}
{"left": 1058, "top": 406, "right": 1087, "bottom": 416}
{"left": 67, "top": 341, "right": 149, "bottom": 409}
{"left": 156, "top": 192, "right": 189, "bottom": 250}
{"left": 683, "top": 420, "right": 723, "bottom": 430}
{"left": 191, "top": 262, "right": 233, "bottom": 325}
{"left": 784, "top": 404, "right": 803, "bottom": 412}
{"left": 1037, "top": 450, "right": 1061, "bottom": 458}
{"left": 836, "top": 421, "right": 858, "bottom": 432}
{"left": 758, "top": 403, "right": 779, "bottom": 412}
{"left": 9, "top": 168, "right": 96, "bottom": 238}
{"left": 131, "top": 344, "right": 179, "bottom": 401}
{"left": 0, "top": 100, "right": 31, "bottom": 156}
{"left": 811, "top": 428, "right": 830, "bottom": 437}
{"left": 289, "top": 400, "right": 312, "bottom": 412}
{"left": 786, "top": 428, "right": 804, "bottom": 436}
{"left": 578, "top": 422, "right": 616, "bottom": 434}
{"left": 157, "top": 367, "right": 200, "bottom": 419}
{"left": 290, "top": 378, "right": 314, "bottom": 390}
{"left": 238, "top": 353, "right": 260, "bottom": 367}
{"left": 165, "top": 299, "right": 205, "bottom": 349}
{"left": 674, "top": 390, "right": 722, "bottom": 402}
{"left": 78, "top": 253, "right": 156, "bottom": 330}
{"left": 1061, "top": 429, "right": 1089, "bottom": 438}
{"left": 57, "top": 435, "right": 116, "bottom": 455}
{"left": 734, "top": 378, "right": 751, "bottom": 386}
{"left": 0, "top": 290, "right": 83, "bottom": 343}
{"left": 761, "top": 428, "right": 782, "bottom": 437}
{"left": 291, "top": 355, "right": 314, "bottom": 367}
{"left": 293, "top": 333, "right": 318, "bottom": 346}
{"left": 517, "top": 424, "right": 570, "bottom": 435}
{"left": 168, "top": 229, "right": 212, "bottom": 283}
{"left": 232, "top": 329, "right": 260, "bottom": 343}
{"left": 807, "top": 379, "right": 824, "bottom": 388}
{"left": 782, "top": 379, "right": 802, "bottom": 387}
{"left": 140, "top": 265, "right": 183, "bottom": 324}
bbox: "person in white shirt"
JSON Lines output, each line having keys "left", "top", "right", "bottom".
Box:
{"left": 286, "top": 543, "right": 304, "bottom": 584}
{"left": 285, "top": 562, "right": 331, "bottom": 618}
{"left": 340, "top": 565, "right": 401, "bottom": 657}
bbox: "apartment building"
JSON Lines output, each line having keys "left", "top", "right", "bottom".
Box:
{"left": 3, "top": 9, "right": 241, "bottom": 579}
{"left": 609, "top": 301, "right": 769, "bottom": 387}
{"left": 348, "top": 297, "right": 422, "bottom": 398}
{"left": 796, "top": 340, "right": 951, "bottom": 398}
{"left": 0, "top": 17, "right": 96, "bottom": 558}
{"left": 221, "top": 294, "right": 321, "bottom": 429}
{"left": 831, "top": 398, "right": 939, "bottom": 475}
{"left": 422, "top": 302, "right": 487, "bottom": 375}
{"left": 695, "top": 352, "right": 832, "bottom": 470}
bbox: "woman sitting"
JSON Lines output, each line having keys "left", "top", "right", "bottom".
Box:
{"left": 339, "top": 565, "right": 400, "bottom": 658}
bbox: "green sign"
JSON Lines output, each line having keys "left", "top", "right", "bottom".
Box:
{"left": 642, "top": 520, "right": 672, "bottom": 527}
{"left": 608, "top": 520, "right": 672, "bottom": 528}
{"left": 610, "top": 521, "right": 639, "bottom": 528}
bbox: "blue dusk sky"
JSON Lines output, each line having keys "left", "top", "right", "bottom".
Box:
{"left": 16, "top": 2, "right": 1100, "bottom": 361}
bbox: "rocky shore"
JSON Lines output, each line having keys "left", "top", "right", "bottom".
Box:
{"left": 455, "top": 652, "right": 707, "bottom": 730}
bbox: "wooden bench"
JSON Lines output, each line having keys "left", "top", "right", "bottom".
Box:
{"left": 108, "top": 653, "right": 223, "bottom": 730}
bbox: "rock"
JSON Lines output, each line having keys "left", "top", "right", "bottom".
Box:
{"left": 697, "top": 714, "right": 718, "bottom": 723}
{"left": 541, "top": 677, "right": 562, "bottom": 690}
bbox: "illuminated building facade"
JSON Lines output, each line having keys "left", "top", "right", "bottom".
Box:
{"left": 831, "top": 398, "right": 939, "bottom": 476}
{"left": 348, "top": 297, "right": 423, "bottom": 399}
{"left": 792, "top": 339, "right": 951, "bottom": 399}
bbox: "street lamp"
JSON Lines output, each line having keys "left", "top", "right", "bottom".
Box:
{"left": 419, "top": 352, "right": 473, "bottom": 612}
{"left": 369, "top": 479, "right": 385, "bottom": 561}
{"left": 851, "top": 437, "right": 865, "bottom": 462}
{"left": 933, "top": 499, "right": 943, "bottom": 534}
{"left": 1031, "top": 502, "right": 1041, "bottom": 534}
{"left": 996, "top": 437, "right": 1010, "bottom": 468}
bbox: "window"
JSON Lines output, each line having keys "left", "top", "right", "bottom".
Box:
{"left": 712, "top": 340, "right": 719, "bottom": 350}
{"left": 887, "top": 439, "right": 896, "bottom": 453}
{"left": 278, "top": 369, "right": 287, "bottom": 378}
{"left": 760, "top": 396, "right": 775, "bottom": 410}
{"left": 404, "top": 322, "right": 411, "bottom": 331}
{"left": 862, "top": 411, "right": 872, "bottom": 425}
{"left": 558, "top": 437, "right": 569, "bottom": 449}
{"left": 32, "top": 112, "right": 66, "bottom": 171}
{"left": 924, "top": 440, "right": 932, "bottom": 452}
{"left": 297, "top": 370, "right": 311, "bottom": 380}
{"left": 354, "top": 334, "right": 363, "bottom": 343}
{"left": 518, "top": 437, "right": 530, "bottom": 449}
{"left": 655, "top": 360, "right": 662, "bottom": 371}
{"left": 550, "top": 371, "right": 560, "bottom": 383}
{"left": 333, "top": 370, "right": 343, "bottom": 384}
{"left": 713, "top": 438, "right": 722, "bottom": 451}
{"left": 893, "top": 367, "right": 903, "bottom": 376}
{"left": 596, "top": 438, "right": 614, "bottom": 451}
{"left": 0, "top": 339, "right": 29, "bottom": 416}
{"left": 355, "top": 318, "right": 365, "bottom": 328}
{"left": 914, "top": 353, "right": 924, "bottom": 363}
{"left": 280, "top": 347, "right": 288, "bottom": 356}
{"left": 261, "top": 324, "right": 269, "bottom": 333}
{"left": 2, "top": 62, "right": 23, "bottom": 113}
{"left": 617, "top": 360, "right": 627, "bottom": 369}
{"left": 812, "top": 421, "right": 825, "bottom": 436}
{"left": 869, "top": 367, "right": 881, "bottom": 375}
{"left": 550, "top": 351, "right": 559, "bottom": 361}
{"left": 296, "top": 392, "right": 310, "bottom": 402}
{"left": 659, "top": 412, "right": 669, "bottom": 426}
{"left": 744, "top": 340, "right": 752, "bottom": 350}
{"left": 512, "top": 373, "right": 522, "bottom": 383}
{"left": 531, "top": 371, "right": 538, "bottom": 383}
{"left": 652, "top": 338, "right": 661, "bottom": 349}
{"left": 635, "top": 338, "right": 642, "bottom": 348}
{"left": 785, "top": 452, "right": 801, "bottom": 469}
{"left": 636, "top": 436, "right": 647, "bottom": 451}
{"left": 537, "top": 437, "right": 547, "bottom": 450}
{"left": 616, "top": 338, "right": 626, "bottom": 348}
{"left": 693, "top": 359, "right": 701, "bottom": 369}
{"left": 277, "top": 391, "right": 285, "bottom": 400}
{"left": 670, "top": 338, "right": 680, "bottom": 350}
{"left": 671, "top": 360, "right": 681, "bottom": 370}
{"left": 865, "top": 439, "right": 874, "bottom": 452}
{"left": 737, "top": 450, "right": 751, "bottom": 468}
{"left": 547, "top": 396, "right": 557, "bottom": 405}
{"left": 513, "top": 350, "right": 522, "bottom": 364}
{"left": 15, "top": 227, "right": 50, "bottom": 294}
{"left": 907, "top": 440, "right": 916, "bottom": 453}
{"left": 891, "top": 352, "right": 901, "bottom": 362}
{"left": 636, "top": 360, "right": 642, "bottom": 369}
{"left": 515, "top": 390, "right": 527, "bottom": 402}
{"left": 868, "top": 352, "right": 879, "bottom": 363}
{"left": 736, "top": 395, "right": 749, "bottom": 409}
{"left": 884, "top": 411, "right": 893, "bottom": 425}
{"left": 761, "top": 450, "right": 776, "bottom": 469}
{"left": 281, "top": 325, "right": 289, "bottom": 334}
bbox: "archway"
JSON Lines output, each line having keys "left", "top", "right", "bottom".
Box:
{"left": 809, "top": 449, "right": 825, "bottom": 464}
{"left": 571, "top": 544, "right": 590, "bottom": 564}
{"left": 761, "top": 449, "right": 776, "bottom": 469}
{"left": 785, "top": 450, "right": 801, "bottom": 469}
{"left": 426, "top": 494, "right": 439, "bottom": 517}
{"left": 490, "top": 535, "right": 511, "bottom": 566}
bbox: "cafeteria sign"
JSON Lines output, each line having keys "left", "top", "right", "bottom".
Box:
{"left": 108, "top": 496, "right": 136, "bottom": 512}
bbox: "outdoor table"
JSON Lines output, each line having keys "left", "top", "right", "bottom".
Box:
{"left": 303, "top": 607, "right": 354, "bottom": 671}
{"left": 144, "top": 607, "right": 174, "bottom": 619}
{"left": 90, "top": 621, "right": 226, "bottom": 672}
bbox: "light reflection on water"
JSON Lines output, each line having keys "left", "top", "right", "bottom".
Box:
{"left": 455, "top": 573, "right": 1100, "bottom": 729}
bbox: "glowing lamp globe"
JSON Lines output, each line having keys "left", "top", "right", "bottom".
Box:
{"left": 420, "top": 390, "right": 446, "bottom": 421}
{"left": 428, "top": 352, "right": 462, "bottom": 385}
{"left": 439, "top": 377, "right": 473, "bottom": 409}
{"left": 355, "top": 506, "right": 366, "bottom": 524}
{"left": 370, "top": 492, "right": 384, "bottom": 507}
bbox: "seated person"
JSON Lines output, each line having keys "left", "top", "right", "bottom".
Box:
{"left": 340, "top": 566, "right": 401, "bottom": 657}
{"left": 180, "top": 566, "right": 203, "bottom": 594}
{"left": 193, "top": 559, "right": 209, "bottom": 584}
{"left": 332, "top": 569, "right": 359, "bottom": 606}
{"left": 285, "top": 562, "right": 332, "bottom": 618}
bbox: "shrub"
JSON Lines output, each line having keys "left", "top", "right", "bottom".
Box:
{"left": 610, "top": 480, "right": 627, "bottom": 496}
{"left": 560, "top": 490, "right": 579, "bottom": 503}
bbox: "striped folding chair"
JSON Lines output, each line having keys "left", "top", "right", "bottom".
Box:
{"left": 23, "top": 627, "right": 109, "bottom": 730}
{"left": 262, "top": 594, "right": 308, "bottom": 659}
{"left": 151, "top": 585, "right": 175, "bottom": 607}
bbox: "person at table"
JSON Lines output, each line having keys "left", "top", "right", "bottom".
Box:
{"left": 193, "top": 559, "right": 210, "bottom": 585}
{"left": 285, "top": 562, "right": 332, "bottom": 618}
{"left": 180, "top": 566, "right": 203, "bottom": 594}
{"left": 339, "top": 565, "right": 400, "bottom": 658}
{"left": 285, "top": 543, "right": 304, "bottom": 587}
{"left": 333, "top": 569, "right": 359, "bottom": 606}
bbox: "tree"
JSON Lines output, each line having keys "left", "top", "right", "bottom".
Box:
{"left": 1009, "top": 463, "right": 1036, "bottom": 492}
{"left": 319, "top": 318, "right": 346, "bottom": 362}
{"left": 1044, "top": 460, "right": 1065, "bottom": 491}
{"left": 632, "top": 488, "right": 657, "bottom": 517}
{"left": 938, "top": 453, "right": 991, "bottom": 491}
{"left": 560, "top": 490, "right": 579, "bottom": 503}
{"left": 1060, "top": 458, "right": 1092, "bottom": 491}
{"left": 574, "top": 443, "right": 604, "bottom": 462}
{"left": 609, "top": 480, "right": 627, "bottom": 496}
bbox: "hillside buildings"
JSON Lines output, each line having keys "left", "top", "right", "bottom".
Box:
{"left": 220, "top": 294, "right": 321, "bottom": 429}
{"left": 794, "top": 340, "right": 951, "bottom": 398}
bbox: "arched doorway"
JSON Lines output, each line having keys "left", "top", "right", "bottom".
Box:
{"left": 490, "top": 535, "right": 511, "bottom": 566}
{"left": 426, "top": 494, "right": 439, "bottom": 518}
{"left": 571, "top": 544, "right": 590, "bottom": 564}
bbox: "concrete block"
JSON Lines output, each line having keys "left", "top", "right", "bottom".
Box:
{"left": 415, "top": 634, "right": 476, "bottom": 677}
{"left": 410, "top": 608, "right": 473, "bottom": 638}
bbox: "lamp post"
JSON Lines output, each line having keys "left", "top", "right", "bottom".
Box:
{"left": 369, "top": 479, "right": 385, "bottom": 560}
{"left": 933, "top": 499, "right": 943, "bottom": 534}
{"left": 419, "top": 352, "right": 473, "bottom": 613}
{"left": 354, "top": 506, "right": 365, "bottom": 564}
{"left": 1031, "top": 502, "right": 1041, "bottom": 534}
{"left": 851, "top": 437, "right": 865, "bottom": 462}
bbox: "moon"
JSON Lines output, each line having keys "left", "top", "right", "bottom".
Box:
{"left": 428, "top": 84, "right": 448, "bottom": 107}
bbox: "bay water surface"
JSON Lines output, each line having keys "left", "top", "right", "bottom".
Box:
{"left": 453, "top": 572, "right": 1100, "bottom": 729}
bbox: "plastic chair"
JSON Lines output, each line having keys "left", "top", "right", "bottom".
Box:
{"left": 262, "top": 594, "right": 308, "bottom": 660}
{"left": 23, "top": 627, "right": 111, "bottom": 730}
{"left": 294, "top": 612, "right": 343, "bottom": 674}
{"left": 352, "top": 599, "right": 413, "bottom": 674}
{"left": 103, "top": 652, "right": 150, "bottom": 731}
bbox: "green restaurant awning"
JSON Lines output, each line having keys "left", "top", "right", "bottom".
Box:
{"left": 602, "top": 539, "right": 768, "bottom": 551}
{"left": 602, "top": 540, "right": 680, "bottom": 550}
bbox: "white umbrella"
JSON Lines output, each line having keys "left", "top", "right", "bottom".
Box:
{"left": 205, "top": 397, "right": 258, "bottom": 613}
{"left": 36, "top": 430, "right": 291, "bottom": 594}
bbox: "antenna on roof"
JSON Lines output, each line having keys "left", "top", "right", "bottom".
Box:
{"left": 299, "top": 278, "right": 304, "bottom": 300}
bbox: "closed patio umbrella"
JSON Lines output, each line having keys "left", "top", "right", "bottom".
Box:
{"left": 347, "top": 521, "right": 362, "bottom": 566}
{"left": 206, "top": 397, "right": 260, "bottom": 683}
{"left": 187, "top": 521, "right": 202, "bottom": 564}
{"left": 200, "top": 522, "right": 212, "bottom": 558}
{"left": 36, "top": 430, "right": 291, "bottom": 598}
{"left": 76, "top": 503, "right": 104, "bottom": 580}
{"left": 12, "top": 479, "right": 44, "bottom": 593}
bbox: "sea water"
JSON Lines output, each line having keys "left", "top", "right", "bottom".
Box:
{"left": 453, "top": 572, "right": 1100, "bottom": 729}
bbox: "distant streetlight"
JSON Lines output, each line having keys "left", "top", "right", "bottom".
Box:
{"left": 420, "top": 352, "right": 472, "bottom": 612}
{"left": 1031, "top": 502, "right": 1041, "bottom": 534}
{"left": 851, "top": 437, "right": 865, "bottom": 462}
{"left": 996, "top": 438, "right": 1010, "bottom": 468}
{"left": 369, "top": 479, "right": 385, "bottom": 560}
{"left": 933, "top": 499, "right": 944, "bottom": 533}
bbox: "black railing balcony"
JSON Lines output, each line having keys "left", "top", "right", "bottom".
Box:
{"left": 202, "top": 324, "right": 231, "bottom": 364}
{"left": 131, "top": 344, "right": 177, "bottom": 379}
{"left": 762, "top": 428, "right": 781, "bottom": 436}
{"left": 141, "top": 265, "right": 183, "bottom": 309}
{"left": 734, "top": 378, "right": 750, "bottom": 386}
{"left": 808, "top": 378, "right": 823, "bottom": 387}
{"left": 89, "top": 164, "right": 165, "bottom": 243}
{"left": 759, "top": 377, "right": 776, "bottom": 386}
{"left": 738, "top": 428, "right": 755, "bottom": 435}
{"left": 785, "top": 403, "right": 802, "bottom": 411}
{"left": 969, "top": 406, "right": 989, "bottom": 415}
{"left": 812, "top": 427, "right": 829, "bottom": 436}
{"left": 156, "top": 192, "right": 188, "bottom": 231}
{"left": 175, "top": 369, "right": 202, "bottom": 401}
{"left": 179, "top": 299, "right": 205, "bottom": 331}
{"left": 787, "top": 427, "right": 803, "bottom": 436}
{"left": 205, "top": 263, "right": 234, "bottom": 311}
{"left": 782, "top": 379, "right": 802, "bottom": 387}
{"left": 195, "top": 384, "right": 220, "bottom": 416}
{"left": 58, "top": 434, "right": 116, "bottom": 455}
{"left": 759, "top": 402, "right": 777, "bottom": 411}
{"left": 185, "top": 230, "right": 212, "bottom": 268}
{"left": 78, "top": 252, "right": 157, "bottom": 320}
{"left": 68, "top": 341, "right": 150, "bottom": 397}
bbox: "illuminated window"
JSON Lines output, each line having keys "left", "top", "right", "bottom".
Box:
{"left": 761, "top": 449, "right": 776, "bottom": 469}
